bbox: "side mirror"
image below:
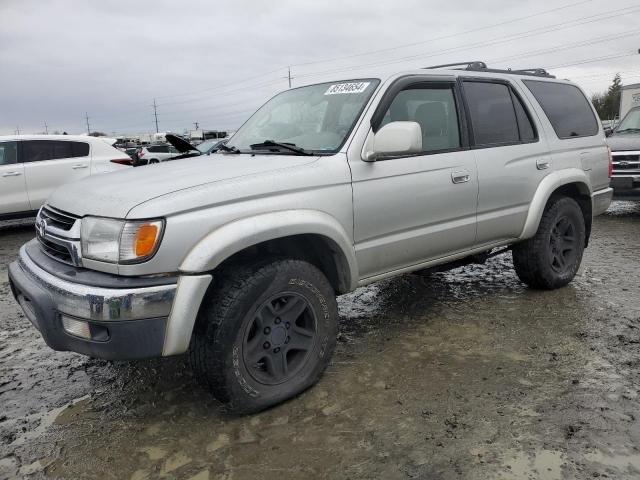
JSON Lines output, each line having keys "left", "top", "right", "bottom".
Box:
{"left": 364, "top": 121, "right": 422, "bottom": 161}
{"left": 604, "top": 128, "right": 613, "bottom": 137}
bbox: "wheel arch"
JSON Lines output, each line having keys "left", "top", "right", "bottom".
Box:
{"left": 179, "top": 210, "right": 358, "bottom": 294}
{"left": 520, "top": 169, "right": 592, "bottom": 244}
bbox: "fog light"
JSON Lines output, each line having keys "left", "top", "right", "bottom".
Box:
{"left": 61, "top": 316, "right": 91, "bottom": 340}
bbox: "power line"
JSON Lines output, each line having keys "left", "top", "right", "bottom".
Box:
{"left": 132, "top": 0, "right": 593, "bottom": 106}
{"left": 289, "top": 0, "right": 594, "bottom": 68}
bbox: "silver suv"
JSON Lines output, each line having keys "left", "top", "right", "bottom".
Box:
{"left": 9, "top": 62, "right": 613, "bottom": 413}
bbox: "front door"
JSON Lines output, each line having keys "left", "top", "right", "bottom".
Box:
{"left": 350, "top": 79, "right": 478, "bottom": 280}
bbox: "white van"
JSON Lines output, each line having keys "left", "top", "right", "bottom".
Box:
{"left": 0, "top": 135, "right": 131, "bottom": 219}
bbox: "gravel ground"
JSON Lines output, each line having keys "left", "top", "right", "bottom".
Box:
{"left": 1, "top": 201, "right": 639, "bottom": 480}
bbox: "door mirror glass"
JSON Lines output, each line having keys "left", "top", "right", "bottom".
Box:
{"left": 604, "top": 127, "right": 613, "bottom": 137}
{"left": 365, "top": 121, "right": 422, "bottom": 161}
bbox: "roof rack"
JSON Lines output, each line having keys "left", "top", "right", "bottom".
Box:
{"left": 423, "top": 61, "right": 555, "bottom": 78}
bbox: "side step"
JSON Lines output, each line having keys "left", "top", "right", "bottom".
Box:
{"left": 412, "top": 247, "right": 511, "bottom": 276}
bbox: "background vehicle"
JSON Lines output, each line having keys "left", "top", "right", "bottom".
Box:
{"left": 135, "top": 144, "right": 181, "bottom": 166}
{"left": 606, "top": 106, "right": 640, "bottom": 195}
{"left": 160, "top": 135, "right": 229, "bottom": 162}
{"left": 9, "top": 63, "right": 612, "bottom": 414}
{"left": 0, "top": 135, "right": 131, "bottom": 219}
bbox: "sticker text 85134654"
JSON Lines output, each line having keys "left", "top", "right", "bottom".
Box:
{"left": 325, "top": 82, "right": 370, "bottom": 95}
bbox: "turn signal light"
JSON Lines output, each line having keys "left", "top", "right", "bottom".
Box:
{"left": 607, "top": 146, "right": 613, "bottom": 178}
{"left": 135, "top": 224, "right": 159, "bottom": 257}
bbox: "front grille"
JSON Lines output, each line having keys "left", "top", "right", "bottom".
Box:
{"left": 35, "top": 205, "right": 81, "bottom": 266}
{"left": 612, "top": 153, "right": 640, "bottom": 175}
{"left": 40, "top": 205, "right": 79, "bottom": 231}
{"left": 37, "top": 235, "right": 75, "bottom": 264}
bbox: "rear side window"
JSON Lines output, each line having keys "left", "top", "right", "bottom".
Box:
{"left": 22, "top": 140, "right": 88, "bottom": 162}
{"left": 464, "top": 81, "right": 517, "bottom": 145}
{"left": 523, "top": 80, "right": 598, "bottom": 139}
{"left": 0, "top": 141, "right": 18, "bottom": 165}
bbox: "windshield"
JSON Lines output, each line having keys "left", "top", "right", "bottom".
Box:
{"left": 227, "top": 79, "right": 379, "bottom": 153}
{"left": 196, "top": 139, "right": 218, "bottom": 153}
{"left": 616, "top": 108, "right": 640, "bottom": 132}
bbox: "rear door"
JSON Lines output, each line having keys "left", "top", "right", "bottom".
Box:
{"left": 0, "top": 141, "right": 29, "bottom": 215}
{"left": 22, "top": 140, "right": 91, "bottom": 210}
{"left": 461, "top": 78, "right": 550, "bottom": 244}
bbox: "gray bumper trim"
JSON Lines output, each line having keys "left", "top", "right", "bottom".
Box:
{"left": 592, "top": 187, "right": 613, "bottom": 217}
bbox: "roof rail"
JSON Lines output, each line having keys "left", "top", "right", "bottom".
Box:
{"left": 423, "top": 61, "right": 555, "bottom": 78}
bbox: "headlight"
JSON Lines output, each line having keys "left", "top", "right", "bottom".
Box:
{"left": 81, "top": 217, "right": 164, "bottom": 264}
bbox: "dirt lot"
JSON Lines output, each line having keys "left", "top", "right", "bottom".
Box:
{"left": 1, "top": 201, "right": 639, "bottom": 480}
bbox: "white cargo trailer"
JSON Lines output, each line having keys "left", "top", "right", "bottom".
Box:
{"left": 619, "top": 83, "right": 640, "bottom": 121}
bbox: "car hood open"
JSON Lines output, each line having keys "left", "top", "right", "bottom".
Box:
{"left": 47, "top": 153, "right": 320, "bottom": 218}
{"left": 165, "top": 133, "right": 199, "bottom": 153}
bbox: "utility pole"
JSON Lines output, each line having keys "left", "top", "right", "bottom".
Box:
{"left": 288, "top": 66, "right": 292, "bottom": 88}
{"left": 44, "top": 121, "right": 48, "bottom": 134}
{"left": 15, "top": 126, "right": 20, "bottom": 135}
{"left": 194, "top": 121, "right": 199, "bottom": 130}
{"left": 85, "top": 112, "right": 91, "bottom": 135}
{"left": 152, "top": 99, "right": 159, "bottom": 133}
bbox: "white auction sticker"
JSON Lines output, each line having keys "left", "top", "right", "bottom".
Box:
{"left": 325, "top": 82, "right": 370, "bottom": 95}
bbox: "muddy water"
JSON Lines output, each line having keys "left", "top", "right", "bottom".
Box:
{"left": 1, "top": 202, "right": 639, "bottom": 480}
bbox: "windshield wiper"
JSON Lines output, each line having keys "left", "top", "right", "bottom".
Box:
{"left": 250, "top": 140, "right": 313, "bottom": 156}
{"left": 218, "top": 144, "right": 241, "bottom": 154}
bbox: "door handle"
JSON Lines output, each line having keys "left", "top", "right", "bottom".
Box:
{"left": 72, "top": 164, "right": 88, "bottom": 169}
{"left": 2, "top": 171, "right": 21, "bottom": 177}
{"left": 536, "top": 158, "right": 551, "bottom": 170}
{"left": 451, "top": 170, "right": 471, "bottom": 184}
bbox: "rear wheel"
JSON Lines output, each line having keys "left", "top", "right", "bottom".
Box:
{"left": 148, "top": 158, "right": 159, "bottom": 164}
{"left": 189, "top": 259, "right": 338, "bottom": 413}
{"left": 512, "top": 196, "right": 585, "bottom": 289}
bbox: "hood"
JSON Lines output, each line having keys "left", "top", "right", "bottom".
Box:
{"left": 606, "top": 134, "right": 640, "bottom": 152}
{"left": 47, "top": 153, "right": 319, "bottom": 218}
{"left": 165, "top": 133, "right": 198, "bottom": 153}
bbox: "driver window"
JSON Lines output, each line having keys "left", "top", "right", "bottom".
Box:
{"left": 381, "top": 84, "right": 461, "bottom": 153}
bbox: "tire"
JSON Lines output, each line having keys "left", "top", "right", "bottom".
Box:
{"left": 189, "top": 258, "right": 338, "bottom": 414}
{"left": 148, "top": 159, "right": 159, "bottom": 164}
{"left": 512, "top": 196, "right": 585, "bottom": 290}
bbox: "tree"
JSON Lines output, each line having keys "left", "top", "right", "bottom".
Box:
{"left": 89, "top": 131, "right": 108, "bottom": 137}
{"left": 591, "top": 74, "right": 622, "bottom": 121}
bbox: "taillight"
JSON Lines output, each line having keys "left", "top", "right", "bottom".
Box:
{"left": 607, "top": 146, "right": 613, "bottom": 178}
{"left": 139, "top": 151, "right": 145, "bottom": 158}
{"left": 111, "top": 158, "right": 133, "bottom": 166}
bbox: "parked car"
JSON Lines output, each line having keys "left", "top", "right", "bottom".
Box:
{"left": 9, "top": 62, "right": 612, "bottom": 414}
{"left": 135, "top": 144, "right": 181, "bottom": 166}
{"left": 606, "top": 106, "right": 640, "bottom": 195}
{"left": 0, "top": 135, "right": 131, "bottom": 219}
{"left": 162, "top": 135, "right": 228, "bottom": 161}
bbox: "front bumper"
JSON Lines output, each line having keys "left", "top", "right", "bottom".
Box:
{"left": 8, "top": 242, "right": 211, "bottom": 360}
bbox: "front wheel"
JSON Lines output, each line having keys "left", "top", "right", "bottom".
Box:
{"left": 189, "top": 259, "right": 338, "bottom": 413}
{"left": 512, "top": 196, "right": 586, "bottom": 290}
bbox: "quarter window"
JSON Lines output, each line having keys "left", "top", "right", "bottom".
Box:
{"left": 0, "top": 141, "right": 18, "bottom": 165}
{"left": 380, "top": 84, "right": 461, "bottom": 153}
{"left": 523, "top": 80, "right": 598, "bottom": 139}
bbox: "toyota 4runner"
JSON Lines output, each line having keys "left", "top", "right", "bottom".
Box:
{"left": 9, "top": 61, "right": 613, "bottom": 413}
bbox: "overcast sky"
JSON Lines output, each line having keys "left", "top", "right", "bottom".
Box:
{"left": 1, "top": 0, "right": 639, "bottom": 136}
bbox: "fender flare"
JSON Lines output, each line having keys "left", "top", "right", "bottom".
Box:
{"left": 179, "top": 209, "right": 359, "bottom": 291}
{"left": 520, "top": 168, "right": 591, "bottom": 239}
